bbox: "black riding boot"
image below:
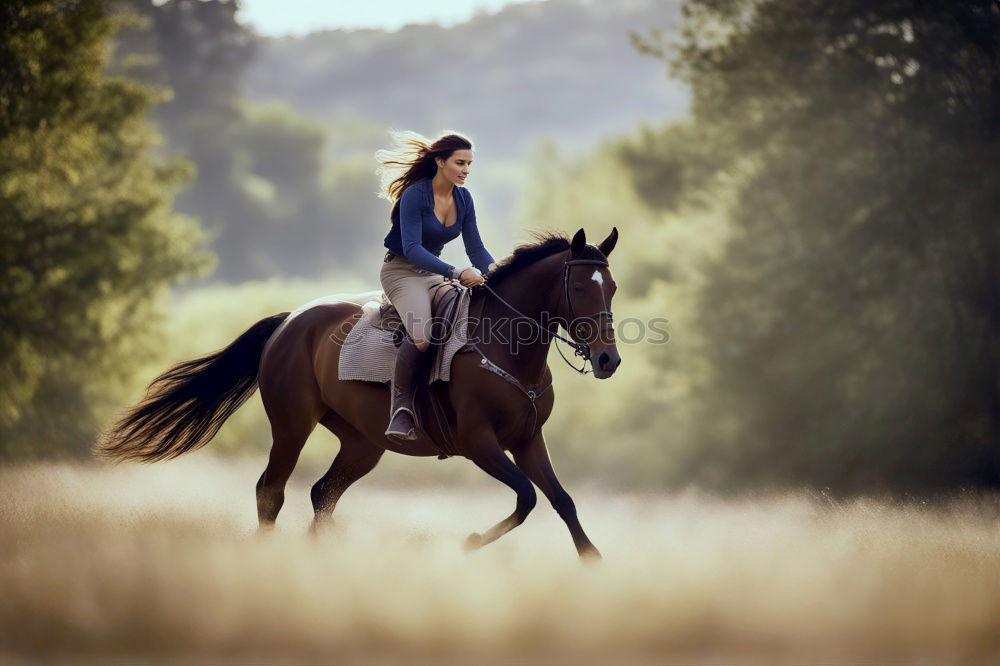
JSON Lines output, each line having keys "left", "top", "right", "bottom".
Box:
{"left": 385, "top": 335, "right": 428, "bottom": 441}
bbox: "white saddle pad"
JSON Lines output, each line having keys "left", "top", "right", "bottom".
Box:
{"left": 337, "top": 284, "right": 473, "bottom": 384}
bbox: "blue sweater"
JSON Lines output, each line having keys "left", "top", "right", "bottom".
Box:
{"left": 383, "top": 177, "right": 495, "bottom": 277}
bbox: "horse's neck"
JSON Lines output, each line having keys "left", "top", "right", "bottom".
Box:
{"left": 474, "top": 259, "right": 560, "bottom": 387}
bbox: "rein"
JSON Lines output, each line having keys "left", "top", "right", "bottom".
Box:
{"left": 429, "top": 254, "right": 613, "bottom": 452}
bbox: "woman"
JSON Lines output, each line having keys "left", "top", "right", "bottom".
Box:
{"left": 375, "top": 130, "right": 498, "bottom": 442}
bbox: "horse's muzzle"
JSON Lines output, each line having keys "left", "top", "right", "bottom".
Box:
{"left": 592, "top": 348, "right": 621, "bottom": 378}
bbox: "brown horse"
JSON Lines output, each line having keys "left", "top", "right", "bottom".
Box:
{"left": 97, "top": 228, "right": 621, "bottom": 560}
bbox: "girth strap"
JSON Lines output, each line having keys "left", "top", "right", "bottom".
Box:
{"left": 470, "top": 343, "right": 551, "bottom": 441}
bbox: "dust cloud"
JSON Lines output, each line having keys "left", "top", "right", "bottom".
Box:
{"left": 2, "top": 454, "right": 998, "bottom": 664}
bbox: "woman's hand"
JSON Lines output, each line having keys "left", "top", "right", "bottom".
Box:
{"left": 458, "top": 267, "right": 485, "bottom": 287}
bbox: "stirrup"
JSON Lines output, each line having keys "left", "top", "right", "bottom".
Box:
{"left": 385, "top": 407, "right": 417, "bottom": 440}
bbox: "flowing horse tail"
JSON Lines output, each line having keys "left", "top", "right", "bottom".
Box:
{"left": 95, "top": 312, "right": 291, "bottom": 463}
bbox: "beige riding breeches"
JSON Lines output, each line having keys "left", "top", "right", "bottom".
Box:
{"left": 379, "top": 251, "right": 449, "bottom": 346}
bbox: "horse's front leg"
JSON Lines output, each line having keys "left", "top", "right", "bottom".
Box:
{"left": 461, "top": 426, "right": 537, "bottom": 552}
{"left": 513, "top": 430, "right": 602, "bottom": 562}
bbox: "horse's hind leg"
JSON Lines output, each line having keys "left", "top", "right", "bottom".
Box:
{"left": 310, "top": 410, "right": 384, "bottom": 533}
{"left": 256, "top": 399, "right": 323, "bottom": 529}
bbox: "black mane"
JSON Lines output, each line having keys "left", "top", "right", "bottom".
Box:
{"left": 485, "top": 230, "right": 606, "bottom": 287}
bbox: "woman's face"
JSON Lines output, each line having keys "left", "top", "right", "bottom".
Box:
{"left": 436, "top": 149, "right": 473, "bottom": 186}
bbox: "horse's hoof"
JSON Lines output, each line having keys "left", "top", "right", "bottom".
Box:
{"left": 580, "top": 546, "right": 603, "bottom": 563}
{"left": 308, "top": 518, "right": 333, "bottom": 538}
{"left": 463, "top": 532, "right": 483, "bottom": 552}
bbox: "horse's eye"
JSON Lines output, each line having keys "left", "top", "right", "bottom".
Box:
{"left": 572, "top": 281, "right": 583, "bottom": 290}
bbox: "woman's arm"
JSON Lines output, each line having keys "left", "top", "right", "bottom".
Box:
{"left": 460, "top": 190, "right": 496, "bottom": 274}
{"left": 400, "top": 185, "right": 460, "bottom": 278}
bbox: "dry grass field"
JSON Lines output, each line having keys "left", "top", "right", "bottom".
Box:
{"left": 1, "top": 454, "right": 998, "bottom": 665}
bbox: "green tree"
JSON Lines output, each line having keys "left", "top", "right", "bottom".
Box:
{"left": 636, "top": 0, "right": 999, "bottom": 494}
{"left": 0, "top": 0, "right": 211, "bottom": 458}
{"left": 109, "top": 0, "right": 384, "bottom": 282}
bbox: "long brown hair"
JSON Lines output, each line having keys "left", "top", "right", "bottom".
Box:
{"left": 375, "top": 129, "right": 473, "bottom": 215}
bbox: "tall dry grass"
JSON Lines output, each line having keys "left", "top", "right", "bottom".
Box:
{"left": 1, "top": 454, "right": 998, "bottom": 665}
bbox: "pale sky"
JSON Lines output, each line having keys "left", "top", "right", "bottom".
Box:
{"left": 237, "top": 0, "right": 547, "bottom": 36}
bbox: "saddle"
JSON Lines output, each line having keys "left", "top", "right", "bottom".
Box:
{"left": 374, "top": 282, "right": 459, "bottom": 348}
{"left": 337, "top": 283, "right": 476, "bottom": 457}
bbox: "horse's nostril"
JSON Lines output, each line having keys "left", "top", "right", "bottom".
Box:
{"left": 598, "top": 351, "right": 609, "bottom": 369}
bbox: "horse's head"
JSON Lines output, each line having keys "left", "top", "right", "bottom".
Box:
{"left": 560, "top": 227, "right": 621, "bottom": 379}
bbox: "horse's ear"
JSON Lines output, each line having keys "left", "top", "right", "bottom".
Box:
{"left": 598, "top": 227, "right": 618, "bottom": 258}
{"left": 570, "top": 228, "right": 587, "bottom": 257}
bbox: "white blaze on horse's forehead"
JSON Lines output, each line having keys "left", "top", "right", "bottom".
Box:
{"left": 591, "top": 270, "right": 604, "bottom": 286}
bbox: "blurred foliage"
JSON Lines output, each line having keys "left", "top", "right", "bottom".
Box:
{"left": 0, "top": 0, "right": 212, "bottom": 458}
{"left": 107, "top": 0, "right": 387, "bottom": 282}
{"left": 637, "top": 0, "right": 999, "bottom": 494}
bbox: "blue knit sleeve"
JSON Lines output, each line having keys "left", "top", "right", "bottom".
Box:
{"left": 461, "top": 189, "right": 495, "bottom": 274}
{"left": 399, "top": 184, "right": 457, "bottom": 277}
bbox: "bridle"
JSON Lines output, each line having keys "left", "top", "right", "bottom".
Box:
{"left": 477, "top": 255, "right": 614, "bottom": 375}
{"left": 429, "top": 252, "right": 614, "bottom": 453}
{"left": 558, "top": 257, "right": 615, "bottom": 371}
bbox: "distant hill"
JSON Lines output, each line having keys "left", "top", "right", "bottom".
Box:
{"left": 242, "top": 0, "right": 687, "bottom": 159}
